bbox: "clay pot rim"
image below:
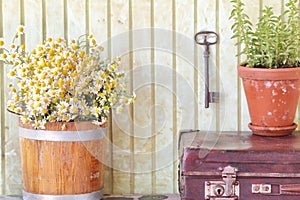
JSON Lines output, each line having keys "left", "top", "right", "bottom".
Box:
{"left": 238, "top": 66, "right": 300, "bottom": 80}
{"left": 248, "top": 123, "right": 297, "bottom": 137}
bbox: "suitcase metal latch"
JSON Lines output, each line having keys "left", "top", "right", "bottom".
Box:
{"left": 205, "top": 166, "right": 240, "bottom": 199}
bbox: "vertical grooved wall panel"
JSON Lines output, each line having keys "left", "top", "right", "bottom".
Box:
{"left": 172, "top": 0, "right": 177, "bottom": 193}
{"left": 111, "top": 0, "right": 131, "bottom": 194}
{"left": 0, "top": 0, "right": 4, "bottom": 194}
{"left": 132, "top": 0, "right": 152, "bottom": 194}
{"left": 2, "top": 0, "right": 22, "bottom": 194}
{"left": 0, "top": 0, "right": 299, "bottom": 195}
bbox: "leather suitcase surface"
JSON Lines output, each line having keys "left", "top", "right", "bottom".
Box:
{"left": 178, "top": 130, "right": 300, "bottom": 200}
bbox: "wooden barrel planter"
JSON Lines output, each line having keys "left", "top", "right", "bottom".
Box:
{"left": 19, "top": 121, "right": 106, "bottom": 200}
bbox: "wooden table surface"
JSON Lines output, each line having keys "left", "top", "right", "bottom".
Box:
{"left": 0, "top": 194, "right": 180, "bottom": 200}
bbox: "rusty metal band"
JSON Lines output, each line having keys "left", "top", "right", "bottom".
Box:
{"left": 22, "top": 189, "right": 103, "bottom": 200}
{"left": 19, "top": 127, "right": 106, "bottom": 141}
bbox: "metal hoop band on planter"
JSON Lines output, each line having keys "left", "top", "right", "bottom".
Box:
{"left": 19, "top": 127, "right": 106, "bottom": 141}
{"left": 23, "top": 190, "right": 103, "bottom": 200}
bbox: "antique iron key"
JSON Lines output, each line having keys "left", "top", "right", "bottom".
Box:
{"left": 194, "top": 31, "right": 219, "bottom": 108}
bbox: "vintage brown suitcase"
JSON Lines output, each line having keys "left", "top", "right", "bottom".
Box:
{"left": 178, "top": 130, "right": 300, "bottom": 200}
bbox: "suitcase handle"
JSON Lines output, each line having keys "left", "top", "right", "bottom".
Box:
{"left": 252, "top": 184, "right": 300, "bottom": 195}
{"left": 281, "top": 184, "right": 300, "bottom": 195}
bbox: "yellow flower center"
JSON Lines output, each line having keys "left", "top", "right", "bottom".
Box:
{"left": 18, "top": 26, "right": 24, "bottom": 33}
{"left": 101, "top": 73, "right": 107, "bottom": 78}
{"left": 1, "top": 54, "right": 7, "bottom": 59}
{"left": 9, "top": 70, "right": 15, "bottom": 76}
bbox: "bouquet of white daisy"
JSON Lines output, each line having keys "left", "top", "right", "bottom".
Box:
{"left": 1, "top": 25, "right": 135, "bottom": 129}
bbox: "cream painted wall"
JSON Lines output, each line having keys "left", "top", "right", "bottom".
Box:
{"left": 0, "top": 0, "right": 299, "bottom": 195}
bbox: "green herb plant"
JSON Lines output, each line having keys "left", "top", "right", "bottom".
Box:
{"left": 230, "top": 0, "right": 300, "bottom": 68}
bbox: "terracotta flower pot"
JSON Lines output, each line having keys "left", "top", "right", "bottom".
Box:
{"left": 238, "top": 66, "right": 300, "bottom": 136}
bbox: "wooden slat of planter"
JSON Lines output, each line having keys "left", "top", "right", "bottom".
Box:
{"left": 20, "top": 138, "right": 105, "bottom": 195}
